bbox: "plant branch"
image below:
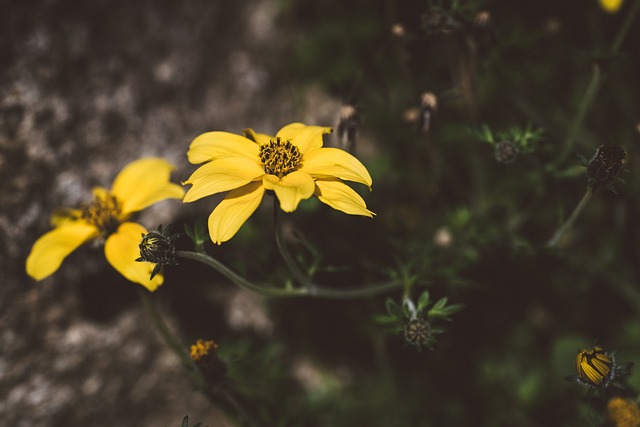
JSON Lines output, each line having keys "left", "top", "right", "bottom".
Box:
{"left": 546, "top": 187, "right": 594, "bottom": 248}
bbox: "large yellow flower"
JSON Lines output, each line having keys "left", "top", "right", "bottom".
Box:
{"left": 26, "top": 158, "right": 184, "bottom": 291}
{"left": 183, "top": 122, "right": 374, "bottom": 244}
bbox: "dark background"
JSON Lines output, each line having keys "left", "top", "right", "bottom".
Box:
{"left": 2, "top": 0, "right": 640, "bottom": 426}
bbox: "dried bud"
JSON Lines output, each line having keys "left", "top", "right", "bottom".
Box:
{"left": 136, "top": 225, "right": 180, "bottom": 280}
{"left": 417, "top": 92, "right": 438, "bottom": 133}
{"left": 404, "top": 318, "right": 432, "bottom": 348}
{"left": 421, "top": 92, "right": 438, "bottom": 111}
{"left": 433, "top": 227, "right": 453, "bottom": 248}
{"left": 335, "top": 104, "right": 359, "bottom": 153}
{"left": 587, "top": 143, "right": 626, "bottom": 190}
{"left": 494, "top": 140, "right": 518, "bottom": 164}
{"left": 474, "top": 11, "right": 491, "bottom": 28}
{"left": 390, "top": 23, "right": 407, "bottom": 38}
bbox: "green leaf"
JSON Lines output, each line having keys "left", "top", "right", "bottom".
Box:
{"left": 402, "top": 298, "right": 417, "bottom": 318}
{"left": 386, "top": 299, "right": 403, "bottom": 319}
{"left": 373, "top": 314, "right": 400, "bottom": 325}
{"left": 417, "top": 290, "right": 431, "bottom": 313}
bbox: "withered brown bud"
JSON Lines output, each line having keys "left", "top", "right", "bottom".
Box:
{"left": 587, "top": 143, "right": 626, "bottom": 190}
{"left": 417, "top": 92, "right": 438, "bottom": 134}
{"left": 335, "top": 104, "right": 359, "bottom": 153}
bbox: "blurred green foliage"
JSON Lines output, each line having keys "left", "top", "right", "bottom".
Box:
{"left": 176, "top": 0, "right": 640, "bottom": 425}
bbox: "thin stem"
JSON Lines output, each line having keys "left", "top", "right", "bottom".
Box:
{"left": 559, "top": 64, "right": 601, "bottom": 163}
{"left": 136, "top": 289, "right": 203, "bottom": 387}
{"left": 611, "top": 0, "right": 640, "bottom": 56}
{"left": 271, "top": 199, "right": 403, "bottom": 298}
{"left": 546, "top": 187, "right": 594, "bottom": 248}
{"left": 178, "top": 249, "right": 402, "bottom": 299}
{"left": 273, "top": 199, "right": 319, "bottom": 293}
{"left": 557, "top": 4, "right": 640, "bottom": 164}
{"left": 176, "top": 250, "right": 308, "bottom": 297}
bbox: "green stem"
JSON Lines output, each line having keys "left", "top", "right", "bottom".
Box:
{"left": 178, "top": 249, "right": 402, "bottom": 299}
{"left": 546, "top": 187, "right": 594, "bottom": 248}
{"left": 558, "top": 4, "right": 640, "bottom": 164}
{"left": 559, "top": 63, "right": 601, "bottom": 163}
{"left": 611, "top": 0, "right": 640, "bottom": 56}
{"left": 176, "top": 250, "right": 307, "bottom": 297}
{"left": 271, "top": 199, "right": 403, "bottom": 298}
{"left": 273, "top": 199, "right": 319, "bottom": 293}
{"left": 136, "top": 289, "right": 203, "bottom": 387}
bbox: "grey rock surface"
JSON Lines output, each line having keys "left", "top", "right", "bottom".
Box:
{"left": 0, "top": 0, "right": 295, "bottom": 425}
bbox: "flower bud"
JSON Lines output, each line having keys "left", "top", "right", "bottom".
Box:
{"left": 136, "top": 225, "right": 179, "bottom": 280}
{"left": 494, "top": 140, "right": 518, "bottom": 164}
{"left": 404, "top": 318, "right": 432, "bottom": 348}
{"left": 335, "top": 105, "right": 359, "bottom": 153}
{"left": 587, "top": 143, "right": 626, "bottom": 190}
{"left": 576, "top": 346, "right": 613, "bottom": 387}
{"left": 190, "top": 339, "right": 227, "bottom": 386}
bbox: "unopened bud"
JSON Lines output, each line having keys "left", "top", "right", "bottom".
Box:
{"left": 587, "top": 143, "right": 626, "bottom": 190}
{"left": 494, "top": 140, "right": 518, "bottom": 164}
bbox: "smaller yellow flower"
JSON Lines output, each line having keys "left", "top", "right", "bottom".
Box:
{"left": 576, "top": 346, "right": 613, "bottom": 386}
{"left": 608, "top": 397, "right": 640, "bottom": 427}
{"left": 599, "top": 0, "right": 624, "bottom": 13}
{"left": 26, "top": 158, "right": 184, "bottom": 291}
{"left": 190, "top": 339, "right": 218, "bottom": 361}
{"left": 183, "top": 122, "right": 374, "bottom": 244}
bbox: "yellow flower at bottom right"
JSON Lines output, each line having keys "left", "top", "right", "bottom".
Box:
{"left": 599, "top": 0, "right": 624, "bottom": 13}
{"left": 608, "top": 397, "right": 640, "bottom": 427}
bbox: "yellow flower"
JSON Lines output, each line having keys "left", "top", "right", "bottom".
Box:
{"left": 26, "top": 158, "right": 184, "bottom": 291}
{"left": 608, "top": 397, "right": 640, "bottom": 427}
{"left": 190, "top": 339, "right": 218, "bottom": 361}
{"left": 599, "top": 0, "right": 624, "bottom": 13}
{"left": 183, "top": 122, "right": 374, "bottom": 244}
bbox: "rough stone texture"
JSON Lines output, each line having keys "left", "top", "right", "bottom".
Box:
{"left": 0, "top": 1, "right": 297, "bottom": 425}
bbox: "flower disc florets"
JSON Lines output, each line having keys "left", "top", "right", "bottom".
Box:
{"left": 81, "top": 192, "right": 122, "bottom": 236}
{"left": 259, "top": 137, "right": 302, "bottom": 178}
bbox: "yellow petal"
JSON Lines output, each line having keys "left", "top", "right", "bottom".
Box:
{"left": 284, "top": 124, "right": 332, "bottom": 154}
{"left": 599, "top": 0, "right": 623, "bottom": 13}
{"left": 301, "top": 147, "right": 372, "bottom": 187}
{"left": 208, "top": 182, "right": 265, "bottom": 244}
{"left": 274, "top": 122, "right": 306, "bottom": 139}
{"left": 183, "top": 157, "right": 265, "bottom": 203}
{"left": 111, "top": 158, "right": 184, "bottom": 215}
{"left": 188, "top": 131, "right": 259, "bottom": 164}
{"left": 104, "top": 222, "right": 163, "bottom": 291}
{"left": 263, "top": 171, "right": 315, "bottom": 212}
{"left": 314, "top": 179, "right": 375, "bottom": 217}
{"left": 242, "top": 128, "right": 272, "bottom": 146}
{"left": 26, "top": 221, "right": 99, "bottom": 280}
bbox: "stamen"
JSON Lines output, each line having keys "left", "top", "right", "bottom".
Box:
{"left": 259, "top": 137, "right": 302, "bottom": 178}
{"left": 81, "top": 192, "right": 122, "bottom": 235}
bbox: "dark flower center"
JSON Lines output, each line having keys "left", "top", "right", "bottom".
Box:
{"left": 259, "top": 137, "right": 302, "bottom": 178}
{"left": 81, "top": 192, "right": 122, "bottom": 235}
